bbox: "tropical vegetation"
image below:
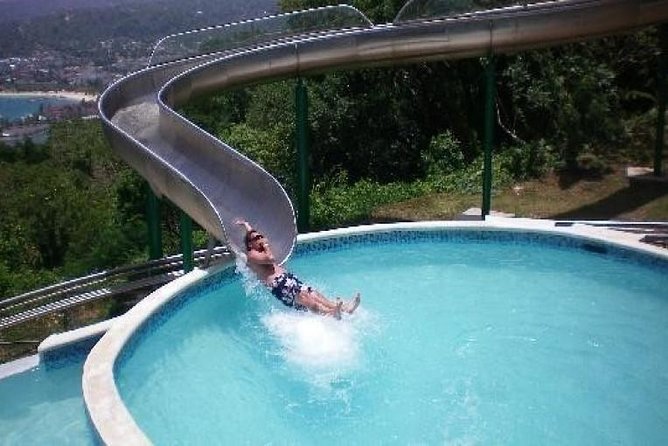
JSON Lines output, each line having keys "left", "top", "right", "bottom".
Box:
{"left": 0, "top": 0, "right": 665, "bottom": 298}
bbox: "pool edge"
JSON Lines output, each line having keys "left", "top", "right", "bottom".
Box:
{"left": 81, "top": 220, "right": 668, "bottom": 445}
{"left": 82, "top": 260, "right": 233, "bottom": 446}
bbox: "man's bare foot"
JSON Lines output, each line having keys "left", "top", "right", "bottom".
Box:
{"left": 343, "top": 293, "right": 361, "bottom": 314}
{"left": 333, "top": 300, "right": 343, "bottom": 320}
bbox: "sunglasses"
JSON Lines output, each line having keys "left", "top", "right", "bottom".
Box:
{"left": 250, "top": 233, "right": 264, "bottom": 242}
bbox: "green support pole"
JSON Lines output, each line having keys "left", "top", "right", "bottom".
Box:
{"left": 295, "top": 77, "right": 310, "bottom": 232}
{"left": 482, "top": 54, "right": 496, "bottom": 218}
{"left": 146, "top": 185, "right": 163, "bottom": 260}
{"left": 655, "top": 25, "right": 667, "bottom": 177}
{"left": 180, "top": 210, "right": 193, "bottom": 273}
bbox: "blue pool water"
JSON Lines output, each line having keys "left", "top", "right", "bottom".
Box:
{"left": 0, "top": 352, "right": 94, "bottom": 445}
{"left": 117, "top": 233, "right": 668, "bottom": 445}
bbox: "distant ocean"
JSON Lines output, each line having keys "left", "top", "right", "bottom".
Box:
{"left": 0, "top": 95, "right": 78, "bottom": 122}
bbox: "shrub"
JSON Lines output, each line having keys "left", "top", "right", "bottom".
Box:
{"left": 422, "top": 130, "right": 464, "bottom": 175}
{"left": 310, "top": 171, "right": 427, "bottom": 229}
{"left": 498, "top": 139, "right": 556, "bottom": 181}
{"left": 575, "top": 152, "right": 611, "bottom": 177}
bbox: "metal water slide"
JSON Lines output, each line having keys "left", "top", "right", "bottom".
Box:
{"left": 99, "top": 0, "right": 668, "bottom": 264}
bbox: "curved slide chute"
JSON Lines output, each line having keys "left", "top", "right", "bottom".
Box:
{"left": 99, "top": 0, "right": 668, "bottom": 263}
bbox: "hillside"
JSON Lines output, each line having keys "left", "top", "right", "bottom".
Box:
{"left": 0, "top": 0, "right": 154, "bottom": 23}
{"left": 0, "top": 0, "right": 278, "bottom": 57}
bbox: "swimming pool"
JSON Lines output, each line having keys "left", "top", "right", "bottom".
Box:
{"left": 0, "top": 351, "right": 94, "bottom": 445}
{"left": 86, "top": 222, "right": 668, "bottom": 445}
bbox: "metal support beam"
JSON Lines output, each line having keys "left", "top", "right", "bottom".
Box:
{"left": 482, "top": 55, "right": 496, "bottom": 218}
{"left": 295, "top": 77, "right": 311, "bottom": 232}
{"left": 203, "top": 236, "right": 217, "bottom": 268}
{"left": 180, "top": 211, "right": 193, "bottom": 273}
{"left": 146, "top": 185, "right": 163, "bottom": 260}
{"left": 655, "top": 25, "right": 668, "bottom": 177}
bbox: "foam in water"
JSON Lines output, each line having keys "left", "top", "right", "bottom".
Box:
{"left": 234, "top": 255, "right": 376, "bottom": 385}
{"left": 262, "top": 310, "right": 361, "bottom": 371}
{"left": 234, "top": 255, "right": 267, "bottom": 300}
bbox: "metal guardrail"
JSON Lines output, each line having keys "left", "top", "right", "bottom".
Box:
{"left": 148, "top": 5, "right": 372, "bottom": 66}
{"left": 0, "top": 246, "right": 231, "bottom": 330}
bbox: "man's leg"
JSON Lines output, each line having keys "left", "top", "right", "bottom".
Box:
{"left": 307, "top": 288, "right": 361, "bottom": 314}
{"left": 297, "top": 291, "right": 342, "bottom": 319}
{"left": 305, "top": 289, "right": 340, "bottom": 310}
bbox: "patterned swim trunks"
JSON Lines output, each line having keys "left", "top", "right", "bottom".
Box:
{"left": 270, "top": 272, "right": 308, "bottom": 311}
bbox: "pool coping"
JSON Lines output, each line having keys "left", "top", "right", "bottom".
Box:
{"left": 0, "top": 317, "right": 123, "bottom": 381}
{"left": 82, "top": 260, "right": 233, "bottom": 445}
{"left": 81, "top": 219, "right": 668, "bottom": 445}
{"left": 38, "top": 317, "right": 121, "bottom": 357}
{"left": 0, "top": 354, "right": 40, "bottom": 380}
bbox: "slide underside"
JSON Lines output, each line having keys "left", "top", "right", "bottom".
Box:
{"left": 98, "top": 0, "right": 668, "bottom": 263}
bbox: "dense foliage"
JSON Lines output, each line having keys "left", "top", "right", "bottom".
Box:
{"left": 182, "top": 5, "right": 661, "bottom": 227}
{"left": 1, "top": 0, "right": 664, "bottom": 297}
{"left": 0, "top": 121, "right": 194, "bottom": 297}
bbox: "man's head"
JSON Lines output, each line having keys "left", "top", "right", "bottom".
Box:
{"left": 245, "top": 230, "right": 264, "bottom": 251}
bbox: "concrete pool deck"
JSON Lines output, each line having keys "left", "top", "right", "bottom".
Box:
{"left": 78, "top": 219, "right": 667, "bottom": 445}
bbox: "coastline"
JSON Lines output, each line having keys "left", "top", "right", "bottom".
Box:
{"left": 0, "top": 90, "right": 97, "bottom": 102}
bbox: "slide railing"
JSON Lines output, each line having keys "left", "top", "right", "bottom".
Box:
{"left": 99, "top": 0, "right": 668, "bottom": 265}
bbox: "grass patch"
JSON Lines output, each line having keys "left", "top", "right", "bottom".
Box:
{"left": 373, "top": 166, "right": 668, "bottom": 222}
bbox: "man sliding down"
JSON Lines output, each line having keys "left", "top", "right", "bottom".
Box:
{"left": 235, "top": 219, "right": 361, "bottom": 319}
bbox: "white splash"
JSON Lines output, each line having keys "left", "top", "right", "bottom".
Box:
{"left": 234, "top": 255, "right": 264, "bottom": 297}
{"left": 262, "top": 310, "right": 366, "bottom": 371}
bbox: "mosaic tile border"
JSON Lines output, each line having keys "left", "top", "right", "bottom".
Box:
{"left": 0, "top": 340, "right": 95, "bottom": 379}
{"left": 293, "top": 228, "right": 668, "bottom": 272}
{"left": 41, "top": 336, "right": 102, "bottom": 370}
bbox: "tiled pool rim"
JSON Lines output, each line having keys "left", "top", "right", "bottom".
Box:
{"left": 82, "top": 219, "right": 668, "bottom": 445}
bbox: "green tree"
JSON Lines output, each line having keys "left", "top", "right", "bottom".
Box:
{"left": 279, "top": 0, "right": 405, "bottom": 23}
{"left": 0, "top": 119, "right": 153, "bottom": 296}
{"left": 498, "top": 33, "right": 659, "bottom": 170}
